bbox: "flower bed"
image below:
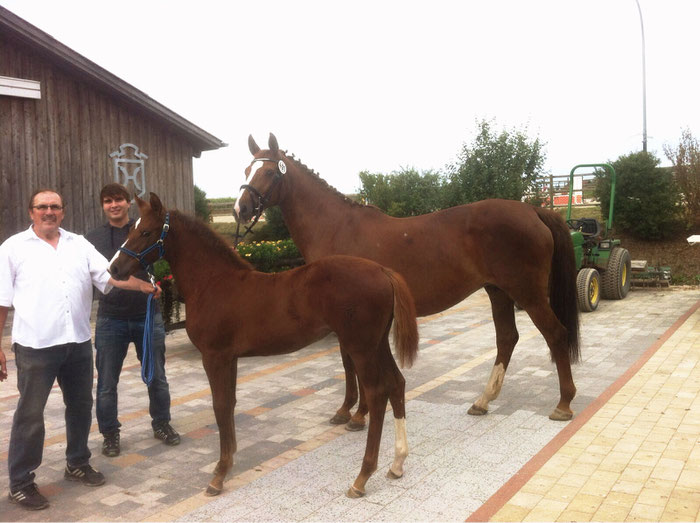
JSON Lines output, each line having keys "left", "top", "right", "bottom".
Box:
{"left": 236, "top": 239, "right": 303, "bottom": 272}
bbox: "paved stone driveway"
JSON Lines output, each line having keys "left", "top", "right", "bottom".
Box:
{"left": 0, "top": 287, "right": 697, "bottom": 521}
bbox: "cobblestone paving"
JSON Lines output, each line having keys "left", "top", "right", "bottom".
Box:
{"left": 0, "top": 287, "right": 697, "bottom": 521}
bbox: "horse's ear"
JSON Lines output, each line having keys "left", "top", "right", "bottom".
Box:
{"left": 149, "top": 192, "right": 164, "bottom": 215}
{"left": 248, "top": 135, "right": 260, "bottom": 155}
{"left": 135, "top": 195, "right": 147, "bottom": 213}
{"left": 268, "top": 133, "right": 279, "bottom": 155}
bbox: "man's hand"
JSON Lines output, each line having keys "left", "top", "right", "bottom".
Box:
{"left": 0, "top": 306, "right": 9, "bottom": 381}
{"left": 143, "top": 281, "right": 162, "bottom": 300}
{"left": 110, "top": 276, "right": 162, "bottom": 298}
{"left": 0, "top": 348, "right": 8, "bottom": 382}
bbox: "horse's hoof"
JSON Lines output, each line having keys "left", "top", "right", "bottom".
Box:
{"left": 468, "top": 404, "right": 487, "bottom": 416}
{"left": 205, "top": 484, "right": 222, "bottom": 497}
{"left": 386, "top": 468, "right": 403, "bottom": 480}
{"left": 330, "top": 413, "right": 351, "bottom": 425}
{"left": 346, "top": 485, "right": 365, "bottom": 498}
{"left": 549, "top": 408, "right": 573, "bottom": 421}
{"left": 345, "top": 420, "right": 366, "bottom": 432}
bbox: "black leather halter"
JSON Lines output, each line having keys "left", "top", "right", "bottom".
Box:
{"left": 233, "top": 158, "right": 286, "bottom": 247}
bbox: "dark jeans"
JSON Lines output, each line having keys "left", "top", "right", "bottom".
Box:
{"left": 8, "top": 341, "right": 94, "bottom": 491}
{"left": 95, "top": 313, "right": 171, "bottom": 434}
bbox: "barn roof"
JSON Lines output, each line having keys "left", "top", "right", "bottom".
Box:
{"left": 0, "top": 6, "right": 226, "bottom": 155}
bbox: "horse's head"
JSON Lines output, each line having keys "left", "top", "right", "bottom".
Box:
{"left": 233, "top": 133, "right": 287, "bottom": 224}
{"left": 109, "top": 192, "right": 169, "bottom": 280}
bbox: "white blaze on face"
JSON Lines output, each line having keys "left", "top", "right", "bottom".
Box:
{"left": 234, "top": 160, "right": 265, "bottom": 216}
{"left": 233, "top": 187, "right": 245, "bottom": 215}
{"left": 109, "top": 218, "right": 140, "bottom": 265}
{"left": 109, "top": 241, "right": 127, "bottom": 265}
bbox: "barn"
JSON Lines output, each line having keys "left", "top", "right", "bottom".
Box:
{"left": 0, "top": 6, "right": 225, "bottom": 242}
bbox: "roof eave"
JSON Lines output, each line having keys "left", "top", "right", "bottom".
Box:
{"left": 0, "top": 6, "right": 226, "bottom": 153}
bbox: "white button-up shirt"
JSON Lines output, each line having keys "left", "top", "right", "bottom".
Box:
{"left": 0, "top": 226, "right": 113, "bottom": 348}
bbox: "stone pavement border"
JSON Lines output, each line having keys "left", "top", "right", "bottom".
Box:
{"left": 469, "top": 299, "right": 700, "bottom": 522}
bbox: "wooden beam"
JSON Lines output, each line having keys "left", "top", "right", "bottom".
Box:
{"left": 0, "top": 75, "right": 41, "bottom": 99}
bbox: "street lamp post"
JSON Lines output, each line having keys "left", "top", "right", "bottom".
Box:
{"left": 635, "top": 0, "right": 648, "bottom": 153}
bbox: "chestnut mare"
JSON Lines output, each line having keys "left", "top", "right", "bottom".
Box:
{"left": 109, "top": 193, "right": 419, "bottom": 498}
{"left": 235, "top": 134, "right": 580, "bottom": 427}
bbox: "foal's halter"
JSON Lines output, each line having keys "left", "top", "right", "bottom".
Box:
{"left": 118, "top": 213, "right": 171, "bottom": 272}
{"left": 233, "top": 158, "right": 286, "bottom": 247}
{"left": 116, "top": 212, "right": 170, "bottom": 387}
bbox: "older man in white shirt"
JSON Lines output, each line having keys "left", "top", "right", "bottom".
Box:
{"left": 0, "top": 189, "right": 159, "bottom": 511}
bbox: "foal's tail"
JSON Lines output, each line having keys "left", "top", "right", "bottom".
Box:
{"left": 535, "top": 208, "right": 581, "bottom": 363}
{"left": 382, "top": 268, "right": 419, "bottom": 368}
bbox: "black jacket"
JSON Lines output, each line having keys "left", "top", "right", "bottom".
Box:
{"left": 86, "top": 219, "right": 159, "bottom": 319}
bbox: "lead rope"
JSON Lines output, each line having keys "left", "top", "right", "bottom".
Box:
{"left": 233, "top": 211, "right": 263, "bottom": 248}
{"left": 117, "top": 214, "right": 169, "bottom": 386}
{"left": 141, "top": 272, "right": 157, "bottom": 386}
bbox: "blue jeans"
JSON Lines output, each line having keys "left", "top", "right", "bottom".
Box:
{"left": 8, "top": 341, "right": 94, "bottom": 491}
{"left": 94, "top": 313, "right": 171, "bottom": 434}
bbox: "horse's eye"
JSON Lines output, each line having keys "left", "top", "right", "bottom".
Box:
{"left": 141, "top": 230, "right": 151, "bottom": 237}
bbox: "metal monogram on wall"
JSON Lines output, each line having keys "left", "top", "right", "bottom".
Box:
{"left": 110, "top": 143, "right": 148, "bottom": 197}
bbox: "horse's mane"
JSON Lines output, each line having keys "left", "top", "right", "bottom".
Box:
{"left": 170, "top": 210, "right": 253, "bottom": 270}
{"left": 283, "top": 151, "right": 368, "bottom": 210}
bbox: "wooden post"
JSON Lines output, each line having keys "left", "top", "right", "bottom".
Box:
{"left": 549, "top": 174, "right": 554, "bottom": 210}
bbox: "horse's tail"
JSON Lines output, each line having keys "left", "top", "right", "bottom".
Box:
{"left": 382, "top": 268, "right": 419, "bottom": 369}
{"left": 535, "top": 207, "right": 581, "bottom": 363}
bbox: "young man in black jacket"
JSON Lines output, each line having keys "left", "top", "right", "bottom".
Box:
{"left": 86, "top": 183, "right": 179, "bottom": 457}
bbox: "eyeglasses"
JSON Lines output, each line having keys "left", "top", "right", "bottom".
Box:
{"left": 32, "top": 204, "right": 64, "bottom": 211}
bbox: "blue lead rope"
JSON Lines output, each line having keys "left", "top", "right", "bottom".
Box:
{"left": 141, "top": 274, "right": 157, "bottom": 386}
{"left": 117, "top": 214, "right": 169, "bottom": 387}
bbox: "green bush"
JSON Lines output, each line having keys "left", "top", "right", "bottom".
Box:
{"left": 194, "top": 185, "right": 211, "bottom": 222}
{"left": 152, "top": 260, "right": 181, "bottom": 328}
{"left": 595, "top": 151, "right": 683, "bottom": 240}
{"left": 663, "top": 128, "right": 700, "bottom": 228}
{"left": 261, "top": 206, "right": 291, "bottom": 239}
{"left": 153, "top": 259, "right": 172, "bottom": 282}
{"left": 236, "top": 239, "right": 302, "bottom": 272}
{"left": 359, "top": 168, "right": 446, "bottom": 217}
{"left": 447, "top": 119, "right": 547, "bottom": 205}
{"left": 210, "top": 207, "right": 290, "bottom": 244}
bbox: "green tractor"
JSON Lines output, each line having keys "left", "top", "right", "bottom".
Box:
{"left": 566, "top": 164, "right": 631, "bottom": 312}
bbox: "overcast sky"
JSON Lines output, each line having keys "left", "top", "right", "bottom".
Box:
{"left": 3, "top": 0, "right": 699, "bottom": 197}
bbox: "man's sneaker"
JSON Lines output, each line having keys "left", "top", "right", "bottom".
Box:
{"left": 8, "top": 483, "right": 49, "bottom": 510}
{"left": 153, "top": 422, "right": 180, "bottom": 446}
{"left": 102, "top": 431, "right": 120, "bottom": 457}
{"left": 64, "top": 464, "right": 105, "bottom": 486}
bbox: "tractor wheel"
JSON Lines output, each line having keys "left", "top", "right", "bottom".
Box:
{"left": 577, "top": 268, "right": 601, "bottom": 312}
{"left": 602, "top": 247, "right": 632, "bottom": 300}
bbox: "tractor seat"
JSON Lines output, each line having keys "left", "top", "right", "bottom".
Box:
{"left": 578, "top": 218, "right": 602, "bottom": 238}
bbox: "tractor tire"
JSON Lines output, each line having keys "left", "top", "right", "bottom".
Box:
{"left": 577, "top": 268, "right": 601, "bottom": 312}
{"left": 602, "top": 247, "right": 632, "bottom": 300}
{"left": 576, "top": 267, "right": 600, "bottom": 312}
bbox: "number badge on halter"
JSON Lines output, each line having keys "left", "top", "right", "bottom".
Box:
{"left": 278, "top": 160, "right": 287, "bottom": 175}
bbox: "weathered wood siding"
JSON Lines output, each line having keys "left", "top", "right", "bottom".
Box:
{"left": 1, "top": 34, "right": 197, "bottom": 242}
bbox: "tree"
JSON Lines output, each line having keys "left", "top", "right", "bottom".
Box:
{"left": 359, "top": 168, "right": 445, "bottom": 217}
{"left": 262, "top": 206, "right": 291, "bottom": 239}
{"left": 663, "top": 129, "right": 700, "bottom": 228}
{"left": 194, "top": 185, "right": 210, "bottom": 222}
{"left": 446, "top": 119, "right": 546, "bottom": 205}
{"left": 595, "top": 151, "right": 683, "bottom": 240}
